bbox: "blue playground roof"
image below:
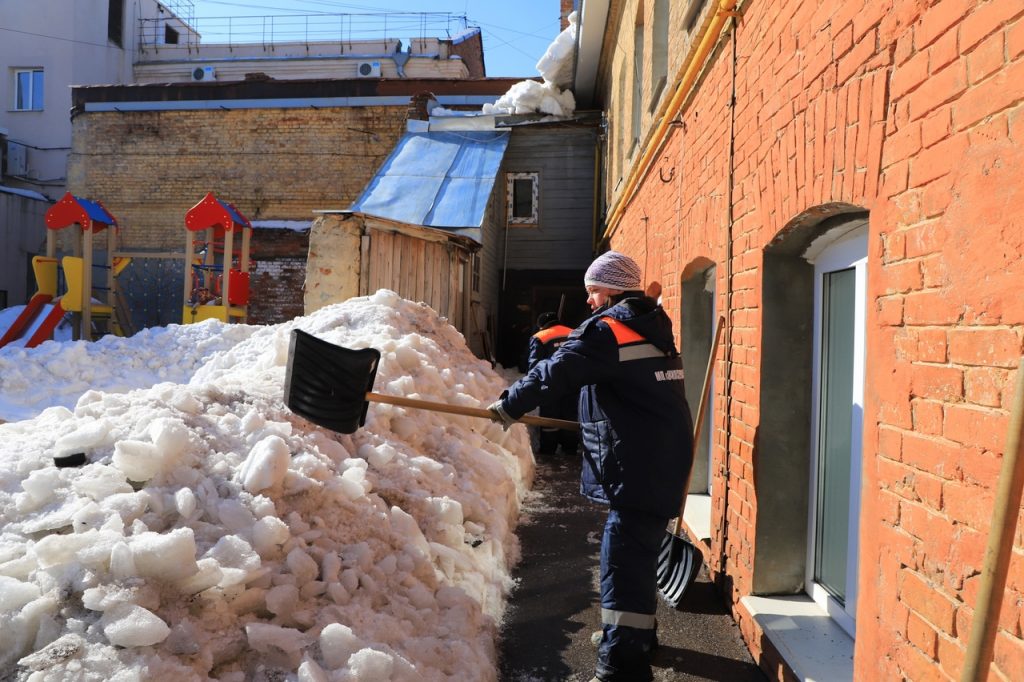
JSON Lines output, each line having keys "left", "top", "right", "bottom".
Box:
{"left": 73, "top": 195, "right": 116, "bottom": 225}
{"left": 350, "top": 130, "right": 510, "bottom": 240}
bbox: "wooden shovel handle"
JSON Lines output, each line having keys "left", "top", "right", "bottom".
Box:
{"left": 673, "top": 316, "right": 726, "bottom": 534}
{"left": 365, "top": 392, "right": 580, "bottom": 431}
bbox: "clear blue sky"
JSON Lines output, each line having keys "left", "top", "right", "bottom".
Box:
{"left": 188, "top": 0, "right": 564, "bottom": 77}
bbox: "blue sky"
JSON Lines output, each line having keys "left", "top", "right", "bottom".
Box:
{"left": 188, "top": 0, "right": 564, "bottom": 77}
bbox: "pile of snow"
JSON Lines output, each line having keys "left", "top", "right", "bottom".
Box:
{"left": 0, "top": 290, "right": 533, "bottom": 681}
{"left": 482, "top": 12, "right": 578, "bottom": 117}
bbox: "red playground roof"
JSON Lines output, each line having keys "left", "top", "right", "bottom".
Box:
{"left": 45, "top": 192, "right": 117, "bottom": 232}
{"left": 185, "top": 192, "right": 252, "bottom": 233}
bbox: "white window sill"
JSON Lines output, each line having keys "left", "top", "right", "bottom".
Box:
{"left": 741, "top": 594, "right": 854, "bottom": 682}
{"left": 682, "top": 493, "right": 711, "bottom": 542}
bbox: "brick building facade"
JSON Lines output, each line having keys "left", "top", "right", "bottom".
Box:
{"left": 585, "top": 0, "right": 1024, "bottom": 679}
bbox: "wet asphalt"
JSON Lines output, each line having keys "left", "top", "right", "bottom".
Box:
{"left": 497, "top": 453, "right": 767, "bottom": 682}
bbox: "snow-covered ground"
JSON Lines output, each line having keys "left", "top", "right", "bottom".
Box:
{"left": 0, "top": 291, "right": 534, "bottom": 681}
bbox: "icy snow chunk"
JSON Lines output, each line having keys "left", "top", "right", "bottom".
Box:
{"left": 176, "top": 557, "right": 223, "bottom": 594}
{"left": 319, "top": 622, "right": 362, "bottom": 669}
{"left": 252, "top": 515, "right": 290, "bottom": 556}
{"left": 217, "top": 498, "right": 256, "bottom": 532}
{"left": 359, "top": 442, "right": 397, "bottom": 468}
{"left": 535, "top": 10, "right": 577, "bottom": 87}
{"left": 348, "top": 648, "right": 396, "bottom": 678}
{"left": 110, "top": 541, "right": 137, "bottom": 579}
{"left": 245, "top": 622, "right": 307, "bottom": 655}
{"left": 286, "top": 548, "right": 319, "bottom": 585}
{"left": 174, "top": 487, "right": 196, "bottom": 517}
{"left": 427, "top": 496, "right": 464, "bottom": 525}
{"left": 101, "top": 603, "right": 170, "bottom": 647}
{"left": 265, "top": 583, "right": 299, "bottom": 617}
{"left": 239, "top": 435, "right": 290, "bottom": 493}
{"left": 205, "top": 534, "right": 261, "bottom": 573}
{"left": 16, "top": 633, "right": 85, "bottom": 671}
{"left": 298, "top": 657, "right": 330, "bottom": 682}
{"left": 21, "top": 468, "right": 62, "bottom": 504}
{"left": 149, "top": 417, "right": 189, "bottom": 462}
{"left": 341, "top": 466, "right": 370, "bottom": 494}
{"left": 131, "top": 527, "right": 198, "bottom": 581}
{"left": 73, "top": 464, "right": 132, "bottom": 500}
{"left": 54, "top": 419, "right": 111, "bottom": 454}
{"left": 112, "top": 439, "right": 162, "bottom": 482}
{"left": 32, "top": 530, "right": 100, "bottom": 568}
{"left": 0, "top": 576, "right": 40, "bottom": 612}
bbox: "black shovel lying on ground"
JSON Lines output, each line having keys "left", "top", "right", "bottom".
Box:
{"left": 657, "top": 316, "right": 725, "bottom": 608}
{"left": 283, "top": 329, "right": 579, "bottom": 434}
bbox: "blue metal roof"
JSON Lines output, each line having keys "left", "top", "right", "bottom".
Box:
{"left": 351, "top": 130, "right": 510, "bottom": 238}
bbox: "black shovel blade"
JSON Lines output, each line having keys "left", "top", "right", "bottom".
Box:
{"left": 656, "top": 530, "right": 703, "bottom": 608}
{"left": 284, "top": 329, "right": 381, "bottom": 434}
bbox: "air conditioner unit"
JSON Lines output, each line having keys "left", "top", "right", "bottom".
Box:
{"left": 191, "top": 65, "right": 216, "bottom": 82}
{"left": 355, "top": 61, "right": 381, "bottom": 78}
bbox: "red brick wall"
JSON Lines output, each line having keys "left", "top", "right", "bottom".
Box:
{"left": 247, "top": 228, "right": 309, "bottom": 325}
{"left": 603, "top": 1, "right": 1024, "bottom": 679}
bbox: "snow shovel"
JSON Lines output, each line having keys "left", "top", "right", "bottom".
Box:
{"left": 657, "top": 315, "right": 725, "bottom": 608}
{"left": 284, "top": 329, "right": 579, "bottom": 434}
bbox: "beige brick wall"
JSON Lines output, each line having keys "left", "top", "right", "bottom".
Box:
{"left": 67, "top": 105, "right": 409, "bottom": 251}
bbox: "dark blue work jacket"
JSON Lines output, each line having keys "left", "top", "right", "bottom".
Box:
{"left": 501, "top": 296, "right": 694, "bottom": 518}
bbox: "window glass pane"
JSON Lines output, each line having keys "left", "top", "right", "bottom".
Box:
{"left": 512, "top": 178, "right": 533, "bottom": 218}
{"left": 814, "top": 266, "right": 855, "bottom": 602}
{"left": 16, "top": 72, "right": 29, "bottom": 109}
{"left": 32, "top": 70, "right": 44, "bottom": 109}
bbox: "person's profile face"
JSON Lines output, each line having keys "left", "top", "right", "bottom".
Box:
{"left": 586, "top": 285, "right": 620, "bottom": 311}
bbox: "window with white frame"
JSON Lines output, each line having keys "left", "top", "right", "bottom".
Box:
{"left": 806, "top": 224, "right": 867, "bottom": 638}
{"left": 506, "top": 172, "right": 539, "bottom": 226}
{"left": 14, "top": 69, "right": 44, "bottom": 111}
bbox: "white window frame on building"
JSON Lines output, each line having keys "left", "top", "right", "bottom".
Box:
{"left": 506, "top": 172, "right": 539, "bottom": 227}
{"left": 805, "top": 224, "right": 867, "bottom": 638}
{"left": 14, "top": 68, "right": 44, "bottom": 111}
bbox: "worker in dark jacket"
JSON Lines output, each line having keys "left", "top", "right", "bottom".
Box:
{"left": 527, "top": 311, "right": 579, "bottom": 455}
{"left": 489, "top": 251, "right": 694, "bottom": 682}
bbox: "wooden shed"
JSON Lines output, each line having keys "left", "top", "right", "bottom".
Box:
{"left": 304, "top": 211, "right": 481, "bottom": 351}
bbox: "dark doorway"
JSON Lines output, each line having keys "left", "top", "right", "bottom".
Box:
{"left": 497, "top": 269, "right": 589, "bottom": 369}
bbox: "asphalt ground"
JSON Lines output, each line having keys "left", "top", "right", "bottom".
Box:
{"left": 498, "top": 452, "right": 767, "bottom": 682}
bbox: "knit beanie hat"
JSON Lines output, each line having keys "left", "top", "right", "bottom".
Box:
{"left": 584, "top": 251, "right": 642, "bottom": 291}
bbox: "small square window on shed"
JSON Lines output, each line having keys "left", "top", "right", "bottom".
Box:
{"left": 507, "top": 172, "right": 539, "bottom": 226}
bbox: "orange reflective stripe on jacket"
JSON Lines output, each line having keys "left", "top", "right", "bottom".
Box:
{"left": 600, "top": 317, "right": 667, "bottom": 361}
{"left": 599, "top": 317, "right": 645, "bottom": 344}
{"left": 533, "top": 324, "right": 573, "bottom": 344}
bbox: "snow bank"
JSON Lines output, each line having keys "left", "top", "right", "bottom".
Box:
{"left": 0, "top": 291, "right": 533, "bottom": 681}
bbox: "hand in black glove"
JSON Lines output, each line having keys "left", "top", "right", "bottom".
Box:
{"left": 487, "top": 400, "right": 516, "bottom": 431}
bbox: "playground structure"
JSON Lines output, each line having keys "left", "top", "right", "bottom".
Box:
{"left": 0, "top": 193, "right": 133, "bottom": 349}
{"left": 183, "top": 192, "right": 252, "bottom": 324}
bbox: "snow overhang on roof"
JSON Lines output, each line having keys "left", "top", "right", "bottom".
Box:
{"left": 350, "top": 129, "right": 511, "bottom": 243}
{"left": 574, "top": 0, "right": 611, "bottom": 108}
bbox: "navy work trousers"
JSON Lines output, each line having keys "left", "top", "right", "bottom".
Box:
{"left": 594, "top": 508, "right": 666, "bottom": 682}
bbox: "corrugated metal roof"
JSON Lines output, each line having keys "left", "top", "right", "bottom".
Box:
{"left": 350, "top": 130, "right": 510, "bottom": 239}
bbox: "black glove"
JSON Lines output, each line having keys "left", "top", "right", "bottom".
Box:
{"left": 487, "top": 400, "right": 516, "bottom": 431}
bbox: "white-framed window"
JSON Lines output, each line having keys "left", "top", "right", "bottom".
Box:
{"left": 14, "top": 69, "right": 44, "bottom": 111}
{"left": 806, "top": 225, "right": 867, "bottom": 638}
{"left": 506, "top": 172, "right": 539, "bottom": 226}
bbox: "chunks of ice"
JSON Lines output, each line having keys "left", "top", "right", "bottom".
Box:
{"left": 32, "top": 530, "right": 100, "bottom": 569}
{"left": 16, "top": 633, "right": 84, "bottom": 671}
{"left": 319, "top": 622, "right": 362, "bottom": 669}
{"left": 359, "top": 442, "right": 397, "bottom": 468}
{"left": 148, "top": 418, "right": 190, "bottom": 463}
{"left": 130, "top": 528, "right": 198, "bottom": 581}
{"left": 73, "top": 464, "right": 132, "bottom": 501}
{"left": 101, "top": 603, "right": 170, "bottom": 647}
{"left": 244, "top": 622, "right": 307, "bottom": 655}
{"left": 217, "top": 499, "right": 256, "bottom": 532}
{"left": 205, "top": 534, "right": 261, "bottom": 573}
{"left": 112, "top": 439, "right": 163, "bottom": 482}
{"left": 174, "top": 487, "right": 196, "bottom": 518}
{"left": 0, "top": 576, "right": 41, "bottom": 612}
{"left": 176, "top": 557, "right": 223, "bottom": 595}
{"left": 265, "top": 583, "right": 298, "bottom": 617}
{"left": 252, "top": 515, "right": 290, "bottom": 556}
{"left": 286, "top": 548, "right": 319, "bottom": 585}
{"left": 54, "top": 419, "right": 111, "bottom": 454}
{"left": 239, "top": 435, "right": 290, "bottom": 493}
